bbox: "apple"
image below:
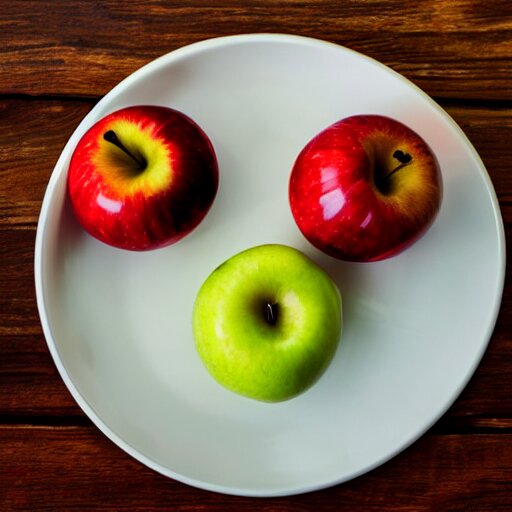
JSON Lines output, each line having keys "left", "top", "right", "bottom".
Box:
{"left": 289, "top": 115, "right": 442, "bottom": 261}
{"left": 193, "top": 244, "right": 342, "bottom": 402}
{"left": 67, "top": 105, "right": 218, "bottom": 250}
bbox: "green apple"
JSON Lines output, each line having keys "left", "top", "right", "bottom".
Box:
{"left": 193, "top": 244, "right": 342, "bottom": 402}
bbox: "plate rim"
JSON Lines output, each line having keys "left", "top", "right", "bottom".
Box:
{"left": 34, "top": 33, "right": 506, "bottom": 497}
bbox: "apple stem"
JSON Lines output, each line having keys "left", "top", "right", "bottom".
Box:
{"left": 383, "top": 149, "right": 413, "bottom": 181}
{"left": 103, "top": 130, "right": 147, "bottom": 170}
{"left": 384, "top": 162, "right": 408, "bottom": 180}
{"left": 264, "top": 303, "right": 279, "bottom": 326}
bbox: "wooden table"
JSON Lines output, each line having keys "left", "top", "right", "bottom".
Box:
{"left": 1, "top": 1, "right": 511, "bottom": 509}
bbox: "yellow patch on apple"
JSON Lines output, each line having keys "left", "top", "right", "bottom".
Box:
{"left": 93, "top": 119, "right": 173, "bottom": 197}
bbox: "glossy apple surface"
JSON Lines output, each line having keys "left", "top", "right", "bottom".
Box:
{"left": 67, "top": 106, "right": 218, "bottom": 250}
{"left": 193, "top": 244, "right": 342, "bottom": 403}
{"left": 289, "top": 115, "right": 442, "bottom": 261}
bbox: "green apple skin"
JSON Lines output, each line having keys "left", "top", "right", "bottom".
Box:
{"left": 193, "top": 244, "right": 342, "bottom": 402}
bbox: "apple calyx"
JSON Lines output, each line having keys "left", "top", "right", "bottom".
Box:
{"left": 264, "top": 302, "right": 279, "bottom": 326}
{"left": 103, "top": 130, "right": 147, "bottom": 172}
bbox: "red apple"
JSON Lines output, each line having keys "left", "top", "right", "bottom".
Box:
{"left": 67, "top": 106, "right": 218, "bottom": 250}
{"left": 289, "top": 115, "right": 442, "bottom": 262}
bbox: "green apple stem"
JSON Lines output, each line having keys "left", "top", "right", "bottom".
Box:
{"left": 264, "top": 302, "right": 279, "bottom": 326}
{"left": 103, "top": 130, "right": 147, "bottom": 170}
{"left": 383, "top": 150, "right": 413, "bottom": 181}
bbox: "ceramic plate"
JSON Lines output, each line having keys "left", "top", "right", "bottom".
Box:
{"left": 35, "top": 34, "right": 505, "bottom": 496}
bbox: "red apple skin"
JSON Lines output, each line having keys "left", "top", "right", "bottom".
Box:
{"left": 67, "top": 106, "right": 218, "bottom": 251}
{"left": 289, "top": 115, "right": 442, "bottom": 262}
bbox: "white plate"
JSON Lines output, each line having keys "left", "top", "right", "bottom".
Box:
{"left": 35, "top": 34, "right": 505, "bottom": 496}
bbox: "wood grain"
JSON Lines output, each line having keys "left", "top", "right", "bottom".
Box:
{"left": 1, "top": 0, "right": 511, "bottom": 99}
{"left": 1, "top": 426, "right": 511, "bottom": 510}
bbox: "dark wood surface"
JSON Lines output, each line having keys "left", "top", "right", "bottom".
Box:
{"left": 1, "top": 1, "right": 511, "bottom": 510}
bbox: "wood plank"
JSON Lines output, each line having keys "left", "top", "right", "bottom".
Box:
{"left": 0, "top": 229, "right": 39, "bottom": 331}
{"left": 0, "top": 426, "right": 511, "bottom": 510}
{"left": 1, "top": 0, "right": 511, "bottom": 99}
{"left": 445, "top": 105, "right": 512, "bottom": 202}
{"left": 0, "top": 225, "right": 510, "bottom": 421}
{"left": 0, "top": 100, "right": 93, "bottom": 228}
{"left": 0, "top": 334, "right": 82, "bottom": 417}
{"left": 0, "top": 99, "right": 511, "bottom": 229}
